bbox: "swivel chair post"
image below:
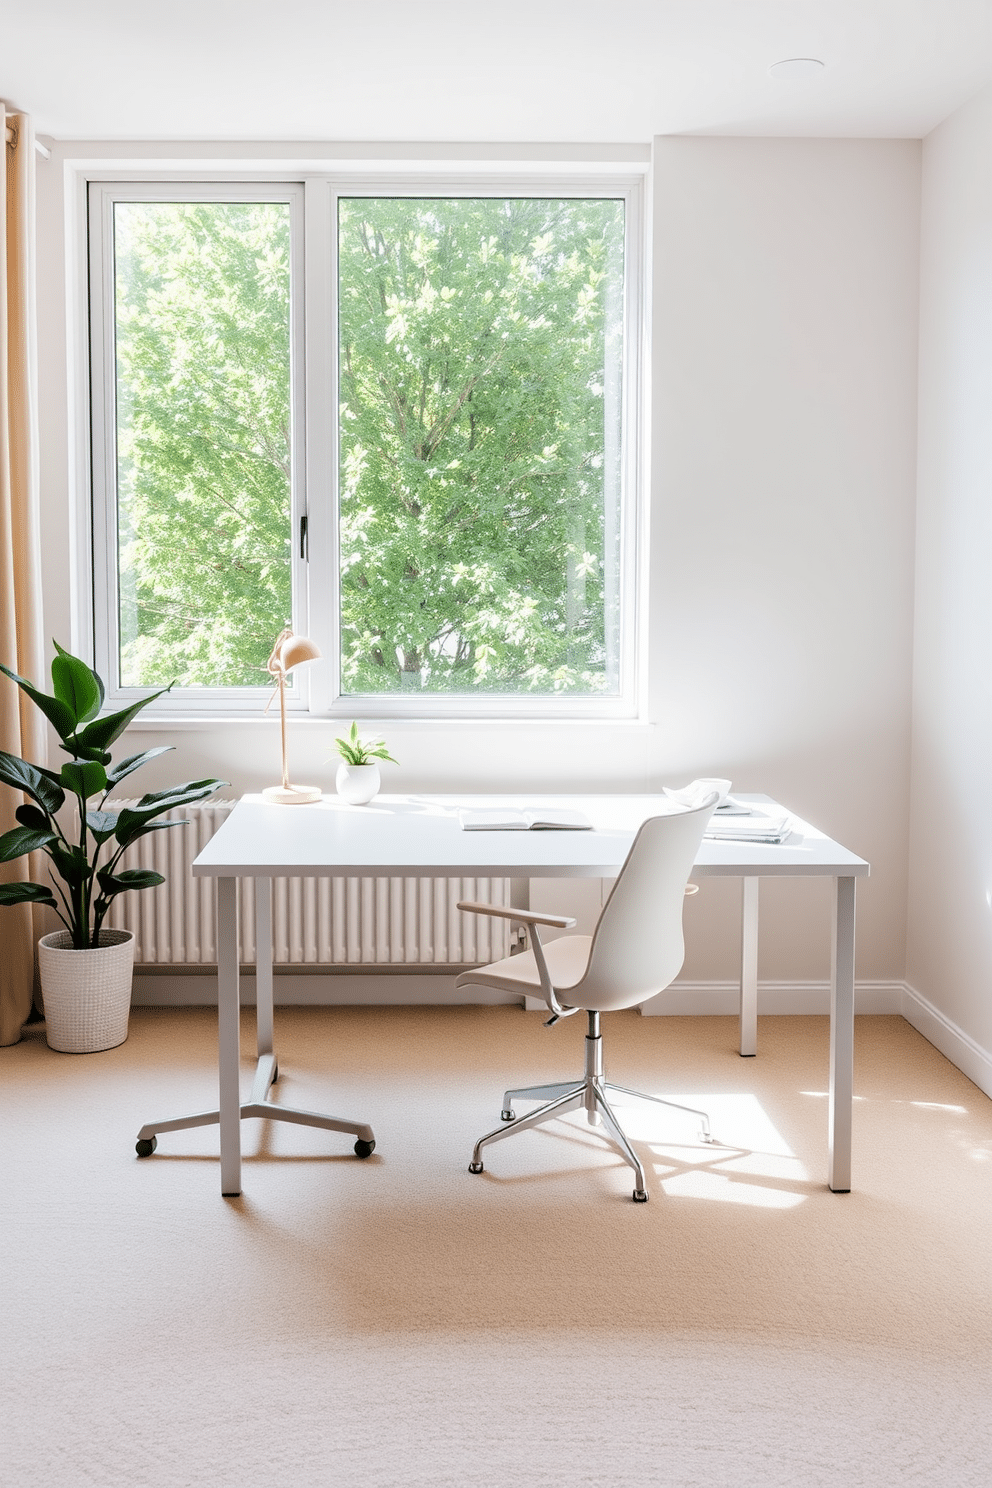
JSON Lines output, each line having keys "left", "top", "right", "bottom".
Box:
{"left": 468, "top": 1009, "right": 716, "bottom": 1203}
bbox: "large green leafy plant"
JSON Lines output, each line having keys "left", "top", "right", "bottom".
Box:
{"left": 0, "top": 644, "right": 226, "bottom": 949}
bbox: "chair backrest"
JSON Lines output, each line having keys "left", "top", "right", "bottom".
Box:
{"left": 571, "top": 798, "right": 717, "bottom": 1013}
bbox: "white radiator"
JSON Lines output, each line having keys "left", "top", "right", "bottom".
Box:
{"left": 106, "top": 799, "right": 511, "bottom": 968}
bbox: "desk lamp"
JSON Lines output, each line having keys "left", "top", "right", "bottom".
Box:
{"left": 262, "top": 627, "right": 322, "bottom": 805}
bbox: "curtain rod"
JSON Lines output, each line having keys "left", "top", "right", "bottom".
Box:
{"left": 4, "top": 120, "right": 51, "bottom": 158}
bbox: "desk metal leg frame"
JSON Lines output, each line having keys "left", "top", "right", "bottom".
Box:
{"left": 735, "top": 872, "right": 855, "bottom": 1191}
{"left": 829, "top": 875, "right": 855, "bottom": 1193}
{"left": 135, "top": 876, "right": 376, "bottom": 1197}
{"left": 739, "top": 877, "right": 759, "bottom": 1057}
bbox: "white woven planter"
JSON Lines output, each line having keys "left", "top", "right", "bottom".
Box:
{"left": 38, "top": 929, "right": 135, "bottom": 1053}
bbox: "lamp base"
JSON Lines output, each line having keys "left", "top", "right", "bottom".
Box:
{"left": 262, "top": 784, "right": 323, "bottom": 806}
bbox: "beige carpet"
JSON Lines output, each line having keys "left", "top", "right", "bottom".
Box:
{"left": 4, "top": 1005, "right": 992, "bottom": 1487}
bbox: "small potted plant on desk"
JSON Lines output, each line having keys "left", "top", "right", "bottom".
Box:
{"left": 0, "top": 644, "right": 226, "bottom": 1052}
{"left": 333, "top": 722, "right": 398, "bottom": 805}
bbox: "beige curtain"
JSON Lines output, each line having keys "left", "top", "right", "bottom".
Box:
{"left": 1, "top": 108, "right": 47, "bottom": 1046}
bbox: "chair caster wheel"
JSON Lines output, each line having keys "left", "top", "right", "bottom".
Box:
{"left": 700, "top": 1132, "right": 715, "bottom": 1144}
{"left": 135, "top": 1137, "right": 157, "bottom": 1158}
{"left": 271, "top": 1064, "right": 279, "bottom": 1083}
{"left": 468, "top": 1160, "right": 484, "bottom": 1174}
{"left": 501, "top": 1109, "right": 515, "bottom": 1122}
{"left": 632, "top": 1188, "right": 648, "bottom": 1203}
{"left": 354, "top": 1139, "right": 375, "bottom": 1159}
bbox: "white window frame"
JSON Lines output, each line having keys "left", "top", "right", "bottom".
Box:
{"left": 86, "top": 169, "right": 644, "bottom": 721}
{"left": 88, "top": 180, "right": 310, "bottom": 715}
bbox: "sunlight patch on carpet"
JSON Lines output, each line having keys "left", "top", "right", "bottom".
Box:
{"left": 617, "top": 1092, "right": 811, "bottom": 1207}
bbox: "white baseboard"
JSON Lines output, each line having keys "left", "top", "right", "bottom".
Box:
{"left": 131, "top": 972, "right": 518, "bottom": 1008}
{"left": 639, "top": 979, "right": 906, "bottom": 1016}
{"left": 132, "top": 971, "right": 905, "bottom": 1015}
{"left": 899, "top": 981, "right": 992, "bottom": 1102}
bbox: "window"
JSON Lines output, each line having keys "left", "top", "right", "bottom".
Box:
{"left": 88, "top": 175, "right": 641, "bottom": 717}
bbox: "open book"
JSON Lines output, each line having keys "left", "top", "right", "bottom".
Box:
{"left": 458, "top": 808, "right": 592, "bottom": 832}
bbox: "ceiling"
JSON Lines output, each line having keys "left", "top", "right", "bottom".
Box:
{"left": 3, "top": 0, "right": 992, "bottom": 143}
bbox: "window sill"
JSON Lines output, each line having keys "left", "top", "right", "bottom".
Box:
{"left": 122, "top": 714, "right": 657, "bottom": 732}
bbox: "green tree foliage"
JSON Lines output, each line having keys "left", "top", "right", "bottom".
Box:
{"left": 114, "top": 201, "right": 292, "bottom": 687}
{"left": 113, "top": 194, "right": 624, "bottom": 696}
{"left": 338, "top": 196, "right": 624, "bottom": 695}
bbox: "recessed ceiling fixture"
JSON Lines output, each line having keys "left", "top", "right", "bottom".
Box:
{"left": 769, "top": 57, "right": 826, "bottom": 82}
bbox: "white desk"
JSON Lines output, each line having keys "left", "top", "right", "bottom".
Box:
{"left": 142, "top": 793, "right": 868, "bottom": 1198}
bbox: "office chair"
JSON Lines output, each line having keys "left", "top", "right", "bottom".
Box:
{"left": 455, "top": 796, "right": 719, "bottom": 1202}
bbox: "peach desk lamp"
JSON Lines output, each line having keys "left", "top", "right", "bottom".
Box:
{"left": 262, "top": 628, "right": 322, "bottom": 805}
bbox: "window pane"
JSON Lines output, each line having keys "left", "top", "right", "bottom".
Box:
{"left": 113, "top": 201, "right": 292, "bottom": 688}
{"left": 337, "top": 197, "right": 624, "bottom": 696}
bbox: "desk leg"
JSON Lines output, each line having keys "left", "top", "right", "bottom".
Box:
{"left": 739, "top": 877, "right": 758, "bottom": 1057}
{"left": 217, "top": 875, "right": 242, "bottom": 1197}
{"left": 255, "top": 877, "right": 273, "bottom": 1059}
{"left": 828, "top": 875, "right": 856, "bottom": 1193}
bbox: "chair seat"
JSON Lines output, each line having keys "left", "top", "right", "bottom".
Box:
{"left": 455, "top": 934, "right": 593, "bottom": 999}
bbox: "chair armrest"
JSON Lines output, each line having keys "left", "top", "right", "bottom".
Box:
{"left": 457, "top": 900, "right": 577, "bottom": 1020}
{"left": 456, "top": 901, "right": 577, "bottom": 930}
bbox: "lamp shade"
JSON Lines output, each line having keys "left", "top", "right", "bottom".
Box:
{"left": 278, "top": 635, "right": 322, "bottom": 672}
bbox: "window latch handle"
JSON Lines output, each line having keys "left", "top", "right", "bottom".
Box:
{"left": 300, "top": 512, "right": 308, "bottom": 560}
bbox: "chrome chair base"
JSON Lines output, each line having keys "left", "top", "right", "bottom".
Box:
{"left": 468, "top": 1010, "right": 715, "bottom": 1202}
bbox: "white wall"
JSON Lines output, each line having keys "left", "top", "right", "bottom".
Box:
{"left": 652, "top": 137, "right": 919, "bottom": 982}
{"left": 908, "top": 83, "right": 992, "bottom": 1053}
{"left": 34, "top": 136, "right": 921, "bottom": 987}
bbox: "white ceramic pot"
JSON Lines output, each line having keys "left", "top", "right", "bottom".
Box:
{"left": 336, "top": 762, "right": 380, "bottom": 805}
{"left": 38, "top": 929, "right": 135, "bottom": 1053}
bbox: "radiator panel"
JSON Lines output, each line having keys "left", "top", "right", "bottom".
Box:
{"left": 106, "top": 800, "right": 511, "bottom": 966}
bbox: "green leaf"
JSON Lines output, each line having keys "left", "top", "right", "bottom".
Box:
{"left": 366, "top": 743, "right": 399, "bottom": 765}
{"left": 50, "top": 650, "right": 103, "bottom": 727}
{"left": 0, "top": 752, "right": 66, "bottom": 814}
{"left": 48, "top": 841, "right": 90, "bottom": 887}
{"left": 111, "top": 817, "right": 189, "bottom": 850}
{"left": 0, "top": 881, "right": 59, "bottom": 908}
{"left": 15, "top": 803, "right": 50, "bottom": 830}
{"left": 71, "top": 685, "right": 174, "bottom": 754}
{"left": 60, "top": 760, "right": 109, "bottom": 800}
{"left": 0, "top": 825, "right": 58, "bottom": 862}
{"left": 59, "top": 741, "right": 113, "bottom": 765}
{"left": 96, "top": 866, "right": 164, "bottom": 896}
{"left": 86, "top": 810, "right": 120, "bottom": 844}
{"left": 114, "top": 780, "right": 224, "bottom": 847}
{"left": 131, "top": 778, "right": 226, "bottom": 811}
{"left": 53, "top": 640, "right": 104, "bottom": 717}
{"left": 105, "top": 745, "right": 174, "bottom": 787}
{"left": 0, "top": 662, "right": 75, "bottom": 740}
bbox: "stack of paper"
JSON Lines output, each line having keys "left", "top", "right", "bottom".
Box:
{"left": 704, "top": 809, "right": 794, "bottom": 844}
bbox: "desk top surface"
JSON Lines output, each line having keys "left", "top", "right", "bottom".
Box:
{"left": 191, "top": 793, "right": 869, "bottom": 879}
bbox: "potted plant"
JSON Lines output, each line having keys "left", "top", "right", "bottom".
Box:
{"left": 333, "top": 722, "right": 398, "bottom": 805}
{"left": 0, "top": 644, "right": 226, "bottom": 1052}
